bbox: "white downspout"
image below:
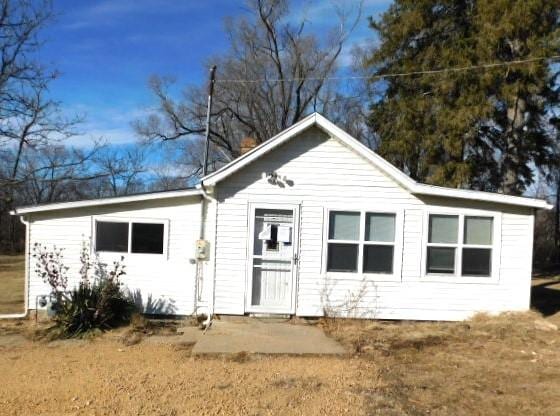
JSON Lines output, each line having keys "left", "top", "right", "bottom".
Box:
{"left": 0, "top": 214, "right": 30, "bottom": 319}
{"left": 193, "top": 194, "right": 204, "bottom": 317}
{"left": 197, "top": 183, "right": 217, "bottom": 330}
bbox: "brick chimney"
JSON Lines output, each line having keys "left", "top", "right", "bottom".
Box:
{"left": 240, "top": 136, "right": 258, "bottom": 155}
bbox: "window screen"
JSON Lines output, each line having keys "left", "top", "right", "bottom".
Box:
{"left": 464, "top": 217, "right": 493, "bottom": 245}
{"left": 329, "top": 211, "right": 360, "bottom": 240}
{"left": 365, "top": 213, "right": 395, "bottom": 242}
{"left": 131, "top": 223, "right": 165, "bottom": 254}
{"left": 428, "top": 215, "right": 458, "bottom": 243}
{"left": 95, "top": 221, "right": 129, "bottom": 252}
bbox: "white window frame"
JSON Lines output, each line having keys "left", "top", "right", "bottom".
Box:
{"left": 322, "top": 207, "right": 403, "bottom": 282}
{"left": 92, "top": 216, "right": 170, "bottom": 259}
{"left": 420, "top": 207, "right": 501, "bottom": 284}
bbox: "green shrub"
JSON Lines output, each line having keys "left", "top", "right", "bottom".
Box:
{"left": 54, "top": 278, "right": 136, "bottom": 338}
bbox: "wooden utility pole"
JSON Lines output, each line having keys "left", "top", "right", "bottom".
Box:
{"left": 202, "top": 65, "right": 217, "bottom": 177}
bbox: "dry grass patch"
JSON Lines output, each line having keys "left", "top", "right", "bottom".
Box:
{"left": 0, "top": 255, "right": 24, "bottom": 314}
{"left": 322, "top": 311, "right": 560, "bottom": 415}
{"left": 119, "top": 313, "right": 192, "bottom": 345}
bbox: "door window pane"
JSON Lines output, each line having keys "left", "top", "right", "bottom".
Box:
{"left": 363, "top": 245, "right": 394, "bottom": 273}
{"left": 329, "top": 211, "right": 360, "bottom": 240}
{"left": 96, "top": 221, "right": 129, "bottom": 252}
{"left": 365, "top": 213, "right": 395, "bottom": 242}
{"left": 327, "top": 243, "right": 358, "bottom": 272}
{"left": 462, "top": 248, "right": 491, "bottom": 276}
{"left": 428, "top": 215, "right": 458, "bottom": 244}
{"left": 427, "top": 247, "right": 455, "bottom": 274}
{"left": 131, "top": 223, "right": 165, "bottom": 254}
{"left": 464, "top": 217, "right": 493, "bottom": 245}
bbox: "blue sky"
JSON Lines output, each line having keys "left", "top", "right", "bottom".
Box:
{"left": 39, "top": 0, "right": 391, "bottom": 147}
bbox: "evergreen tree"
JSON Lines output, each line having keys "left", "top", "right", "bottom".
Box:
{"left": 364, "top": 0, "right": 559, "bottom": 194}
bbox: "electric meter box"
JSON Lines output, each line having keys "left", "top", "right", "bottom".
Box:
{"left": 195, "top": 239, "right": 210, "bottom": 260}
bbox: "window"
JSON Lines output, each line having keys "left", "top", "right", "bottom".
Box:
{"left": 426, "top": 215, "right": 458, "bottom": 274}
{"left": 426, "top": 213, "right": 494, "bottom": 277}
{"left": 131, "top": 223, "right": 165, "bottom": 254}
{"left": 462, "top": 216, "right": 493, "bottom": 276}
{"left": 95, "top": 219, "right": 166, "bottom": 255}
{"left": 327, "top": 212, "right": 359, "bottom": 272}
{"left": 96, "top": 221, "right": 129, "bottom": 252}
{"left": 326, "top": 210, "right": 397, "bottom": 274}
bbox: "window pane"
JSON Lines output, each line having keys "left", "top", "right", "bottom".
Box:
{"left": 365, "top": 213, "right": 395, "bottom": 242}
{"left": 329, "top": 211, "right": 360, "bottom": 240}
{"left": 363, "top": 245, "right": 394, "bottom": 274}
{"left": 327, "top": 243, "right": 358, "bottom": 272}
{"left": 462, "top": 248, "right": 491, "bottom": 276}
{"left": 427, "top": 247, "right": 455, "bottom": 274}
{"left": 464, "top": 217, "right": 493, "bottom": 245}
{"left": 131, "top": 223, "right": 165, "bottom": 254}
{"left": 429, "top": 215, "right": 458, "bottom": 244}
{"left": 96, "top": 221, "right": 129, "bottom": 252}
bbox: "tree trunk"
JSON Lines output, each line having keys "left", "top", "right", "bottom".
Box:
{"left": 501, "top": 96, "right": 526, "bottom": 195}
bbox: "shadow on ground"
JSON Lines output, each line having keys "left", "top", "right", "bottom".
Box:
{"left": 531, "top": 277, "right": 560, "bottom": 317}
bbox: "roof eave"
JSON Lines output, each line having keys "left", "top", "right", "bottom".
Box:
{"left": 10, "top": 189, "right": 203, "bottom": 216}
{"left": 412, "top": 184, "right": 552, "bottom": 210}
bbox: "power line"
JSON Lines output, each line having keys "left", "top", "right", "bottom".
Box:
{"left": 214, "top": 55, "right": 560, "bottom": 84}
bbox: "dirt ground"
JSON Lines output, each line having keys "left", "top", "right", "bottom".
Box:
{"left": 0, "top": 259, "right": 559, "bottom": 415}
{"left": 0, "top": 255, "right": 25, "bottom": 314}
{"left": 0, "top": 331, "right": 376, "bottom": 416}
{"left": 0, "top": 310, "right": 559, "bottom": 415}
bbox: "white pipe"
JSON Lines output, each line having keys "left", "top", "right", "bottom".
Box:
{"left": 0, "top": 215, "right": 30, "bottom": 319}
{"left": 197, "top": 183, "right": 217, "bottom": 331}
{"left": 192, "top": 195, "right": 204, "bottom": 318}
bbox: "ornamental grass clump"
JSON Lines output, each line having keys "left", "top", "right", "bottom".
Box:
{"left": 33, "top": 241, "right": 137, "bottom": 338}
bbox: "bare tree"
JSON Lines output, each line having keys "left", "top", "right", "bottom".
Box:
{"left": 0, "top": 0, "right": 89, "bottom": 252}
{"left": 93, "top": 147, "right": 148, "bottom": 197}
{"left": 135, "top": 0, "right": 363, "bottom": 169}
{"left": 13, "top": 144, "right": 104, "bottom": 204}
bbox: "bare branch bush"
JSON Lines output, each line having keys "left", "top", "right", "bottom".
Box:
{"left": 320, "top": 275, "right": 378, "bottom": 319}
{"left": 32, "top": 242, "right": 69, "bottom": 295}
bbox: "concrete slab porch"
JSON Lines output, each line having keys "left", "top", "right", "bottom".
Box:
{"left": 190, "top": 318, "right": 347, "bottom": 355}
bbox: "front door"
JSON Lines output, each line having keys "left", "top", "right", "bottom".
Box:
{"left": 246, "top": 204, "right": 299, "bottom": 314}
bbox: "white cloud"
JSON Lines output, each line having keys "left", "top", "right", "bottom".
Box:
{"left": 62, "top": 0, "right": 206, "bottom": 31}
{"left": 65, "top": 126, "right": 135, "bottom": 147}
{"left": 60, "top": 105, "right": 155, "bottom": 148}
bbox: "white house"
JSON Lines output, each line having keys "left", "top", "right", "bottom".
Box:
{"left": 11, "top": 113, "right": 552, "bottom": 321}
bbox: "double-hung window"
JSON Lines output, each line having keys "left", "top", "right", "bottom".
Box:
{"left": 426, "top": 213, "right": 494, "bottom": 277}
{"left": 326, "top": 210, "right": 398, "bottom": 275}
{"left": 94, "top": 218, "right": 167, "bottom": 255}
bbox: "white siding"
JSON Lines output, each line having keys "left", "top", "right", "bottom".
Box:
{"left": 213, "top": 127, "right": 535, "bottom": 320}
{"left": 26, "top": 196, "right": 203, "bottom": 315}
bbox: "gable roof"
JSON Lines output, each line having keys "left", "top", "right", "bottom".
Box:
{"left": 201, "top": 113, "right": 552, "bottom": 210}
{"left": 11, "top": 188, "right": 202, "bottom": 215}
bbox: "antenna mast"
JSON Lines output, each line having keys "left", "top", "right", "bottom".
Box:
{"left": 202, "top": 65, "right": 217, "bottom": 177}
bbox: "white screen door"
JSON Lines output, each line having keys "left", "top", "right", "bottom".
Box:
{"left": 247, "top": 204, "right": 299, "bottom": 313}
